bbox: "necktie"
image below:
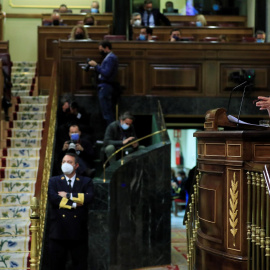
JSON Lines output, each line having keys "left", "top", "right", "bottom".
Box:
{"left": 68, "top": 179, "right": 72, "bottom": 192}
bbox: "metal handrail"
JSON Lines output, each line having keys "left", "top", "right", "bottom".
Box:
{"left": 103, "top": 128, "right": 167, "bottom": 182}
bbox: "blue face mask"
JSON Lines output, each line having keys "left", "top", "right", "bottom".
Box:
{"left": 139, "top": 34, "right": 147, "bottom": 41}
{"left": 91, "top": 8, "right": 98, "bottom": 13}
{"left": 167, "top": 7, "right": 174, "bottom": 13}
{"left": 196, "top": 21, "right": 202, "bottom": 27}
{"left": 70, "top": 133, "right": 79, "bottom": 141}
{"left": 173, "top": 35, "right": 180, "bottom": 41}
{"left": 256, "top": 39, "right": 265, "bottom": 43}
{"left": 121, "top": 123, "right": 130, "bottom": 130}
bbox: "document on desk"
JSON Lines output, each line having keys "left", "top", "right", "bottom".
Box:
{"left": 227, "top": 115, "right": 264, "bottom": 127}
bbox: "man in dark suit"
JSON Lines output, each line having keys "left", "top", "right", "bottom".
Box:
{"left": 89, "top": 41, "right": 119, "bottom": 126}
{"left": 48, "top": 153, "right": 94, "bottom": 270}
{"left": 140, "top": 0, "right": 171, "bottom": 26}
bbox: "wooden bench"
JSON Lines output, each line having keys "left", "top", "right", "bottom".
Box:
{"left": 167, "top": 15, "right": 247, "bottom": 27}
{"left": 41, "top": 13, "right": 113, "bottom": 26}
{"left": 132, "top": 26, "right": 254, "bottom": 42}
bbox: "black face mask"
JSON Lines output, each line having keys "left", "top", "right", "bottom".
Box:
{"left": 75, "top": 33, "right": 84, "bottom": 39}
{"left": 100, "top": 51, "right": 107, "bottom": 57}
{"left": 52, "top": 20, "right": 60, "bottom": 26}
{"left": 85, "top": 22, "right": 94, "bottom": 26}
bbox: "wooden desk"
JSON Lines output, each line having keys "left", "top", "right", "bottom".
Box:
{"left": 41, "top": 13, "right": 113, "bottom": 26}
{"left": 0, "top": 41, "right": 9, "bottom": 53}
{"left": 38, "top": 25, "right": 111, "bottom": 89}
{"left": 194, "top": 125, "right": 270, "bottom": 270}
{"left": 167, "top": 15, "right": 247, "bottom": 27}
{"left": 51, "top": 40, "right": 270, "bottom": 97}
{"left": 132, "top": 26, "right": 254, "bottom": 41}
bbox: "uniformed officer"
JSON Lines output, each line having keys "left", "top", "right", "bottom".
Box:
{"left": 48, "top": 152, "right": 94, "bottom": 270}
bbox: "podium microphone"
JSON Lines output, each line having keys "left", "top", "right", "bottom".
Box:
{"left": 227, "top": 81, "right": 248, "bottom": 114}
{"left": 237, "top": 84, "right": 252, "bottom": 127}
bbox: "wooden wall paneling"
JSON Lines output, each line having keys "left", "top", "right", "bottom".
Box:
{"left": 220, "top": 64, "right": 270, "bottom": 96}
{"left": 0, "top": 41, "right": 9, "bottom": 53}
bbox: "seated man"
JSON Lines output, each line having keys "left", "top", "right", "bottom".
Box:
{"left": 103, "top": 111, "right": 144, "bottom": 162}
{"left": 61, "top": 125, "right": 95, "bottom": 177}
{"left": 130, "top": 12, "right": 142, "bottom": 27}
{"left": 255, "top": 30, "right": 266, "bottom": 43}
{"left": 170, "top": 28, "right": 181, "bottom": 42}
{"left": 137, "top": 26, "right": 153, "bottom": 41}
{"left": 43, "top": 12, "right": 65, "bottom": 26}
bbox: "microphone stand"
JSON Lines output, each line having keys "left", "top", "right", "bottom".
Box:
{"left": 227, "top": 80, "right": 248, "bottom": 115}
{"left": 237, "top": 84, "right": 251, "bottom": 127}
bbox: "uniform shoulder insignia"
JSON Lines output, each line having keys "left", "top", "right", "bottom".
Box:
{"left": 61, "top": 176, "right": 65, "bottom": 180}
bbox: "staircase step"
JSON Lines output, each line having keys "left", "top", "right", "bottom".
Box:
{"left": 11, "top": 84, "right": 32, "bottom": 91}
{"left": 0, "top": 206, "right": 30, "bottom": 219}
{"left": 0, "top": 180, "right": 35, "bottom": 193}
{"left": 17, "top": 96, "right": 48, "bottom": 104}
{"left": 6, "top": 129, "right": 43, "bottom": 139}
{"left": 11, "top": 77, "right": 33, "bottom": 84}
{"left": 9, "top": 120, "right": 44, "bottom": 129}
{"left": 0, "top": 168, "right": 37, "bottom": 180}
{"left": 13, "top": 61, "right": 36, "bottom": 67}
{"left": 0, "top": 193, "right": 33, "bottom": 206}
{"left": 12, "top": 65, "right": 36, "bottom": 73}
{"left": 0, "top": 252, "right": 29, "bottom": 269}
{"left": 1, "top": 157, "right": 39, "bottom": 168}
{"left": 1, "top": 148, "right": 40, "bottom": 158}
{"left": 0, "top": 219, "right": 30, "bottom": 237}
{"left": 0, "top": 236, "right": 30, "bottom": 252}
{"left": 15, "top": 104, "right": 47, "bottom": 113}
{"left": 6, "top": 138, "right": 41, "bottom": 148}
{"left": 11, "top": 90, "right": 31, "bottom": 97}
{"left": 13, "top": 112, "right": 46, "bottom": 121}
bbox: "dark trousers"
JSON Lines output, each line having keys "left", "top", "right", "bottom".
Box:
{"left": 49, "top": 238, "right": 88, "bottom": 270}
{"left": 98, "top": 83, "right": 114, "bottom": 126}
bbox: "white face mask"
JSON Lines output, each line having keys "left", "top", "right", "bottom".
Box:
{"left": 133, "top": 19, "right": 141, "bottom": 26}
{"left": 61, "top": 163, "right": 74, "bottom": 175}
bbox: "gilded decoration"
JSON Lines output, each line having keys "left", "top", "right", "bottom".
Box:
{"left": 229, "top": 172, "right": 239, "bottom": 246}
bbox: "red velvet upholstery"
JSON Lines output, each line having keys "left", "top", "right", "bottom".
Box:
{"left": 103, "top": 35, "right": 126, "bottom": 41}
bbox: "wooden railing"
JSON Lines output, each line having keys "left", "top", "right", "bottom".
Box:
{"left": 30, "top": 61, "right": 58, "bottom": 269}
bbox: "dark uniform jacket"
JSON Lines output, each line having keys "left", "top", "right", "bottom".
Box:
{"left": 103, "top": 120, "right": 137, "bottom": 149}
{"left": 48, "top": 174, "right": 94, "bottom": 240}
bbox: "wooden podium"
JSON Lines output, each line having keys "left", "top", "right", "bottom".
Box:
{"left": 193, "top": 108, "right": 270, "bottom": 270}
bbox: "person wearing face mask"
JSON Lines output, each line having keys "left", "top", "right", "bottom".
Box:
{"left": 195, "top": 14, "right": 207, "bottom": 27}
{"left": 170, "top": 28, "right": 181, "bottom": 42}
{"left": 88, "top": 41, "right": 119, "bottom": 125}
{"left": 136, "top": 27, "right": 153, "bottom": 41}
{"left": 103, "top": 111, "right": 145, "bottom": 163}
{"left": 48, "top": 152, "right": 94, "bottom": 270}
{"left": 43, "top": 12, "right": 65, "bottom": 26}
{"left": 163, "top": 1, "right": 178, "bottom": 14}
{"left": 140, "top": 0, "right": 171, "bottom": 27}
{"left": 83, "top": 14, "right": 95, "bottom": 26}
{"left": 61, "top": 124, "right": 95, "bottom": 177}
{"left": 255, "top": 30, "right": 266, "bottom": 43}
{"left": 69, "top": 25, "right": 91, "bottom": 40}
{"left": 90, "top": 1, "right": 99, "bottom": 13}
{"left": 129, "top": 12, "right": 142, "bottom": 40}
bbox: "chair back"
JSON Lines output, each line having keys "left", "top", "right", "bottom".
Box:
{"left": 242, "top": 36, "right": 256, "bottom": 42}
{"left": 103, "top": 35, "right": 126, "bottom": 41}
